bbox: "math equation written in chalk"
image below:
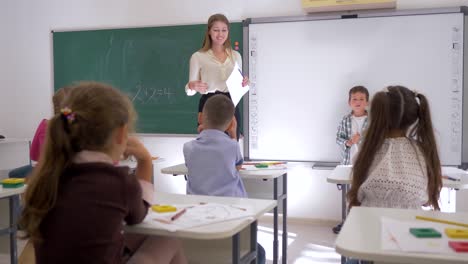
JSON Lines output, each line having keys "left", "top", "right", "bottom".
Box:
{"left": 131, "top": 85, "right": 175, "bottom": 104}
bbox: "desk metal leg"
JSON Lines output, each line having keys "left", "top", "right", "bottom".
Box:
{"left": 282, "top": 173, "right": 287, "bottom": 264}
{"left": 273, "top": 178, "right": 279, "bottom": 264}
{"left": 273, "top": 172, "right": 288, "bottom": 264}
{"left": 233, "top": 233, "right": 240, "bottom": 264}
{"left": 249, "top": 221, "right": 258, "bottom": 264}
{"left": 341, "top": 184, "right": 347, "bottom": 222}
{"left": 10, "top": 195, "right": 19, "bottom": 264}
{"left": 232, "top": 222, "right": 258, "bottom": 264}
{"left": 340, "top": 184, "right": 349, "bottom": 264}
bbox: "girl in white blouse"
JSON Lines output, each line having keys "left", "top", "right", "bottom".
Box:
{"left": 347, "top": 86, "right": 442, "bottom": 210}
{"left": 185, "top": 14, "right": 248, "bottom": 140}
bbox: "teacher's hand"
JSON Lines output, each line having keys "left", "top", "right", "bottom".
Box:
{"left": 188, "top": 80, "right": 208, "bottom": 93}
{"left": 242, "top": 76, "right": 250, "bottom": 87}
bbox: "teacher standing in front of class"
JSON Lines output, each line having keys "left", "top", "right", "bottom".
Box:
{"left": 185, "top": 13, "right": 248, "bottom": 140}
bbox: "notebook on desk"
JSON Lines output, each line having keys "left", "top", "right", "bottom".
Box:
{"left": 145, "top": 203, "right": 254, "bottom": 232}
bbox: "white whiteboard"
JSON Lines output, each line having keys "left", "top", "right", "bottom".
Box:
{"left": 247, "top": 13, "right": 464, "bottom": 165}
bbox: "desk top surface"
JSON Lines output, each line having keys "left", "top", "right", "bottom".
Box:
{"left": 0, "top": 138, "right": 29, "bottom": 144}
{"left": 124, "top": 192, "right": 276, "bottom": 239}
{"left": 161, "top": 163, "right": 287, "bottom": 179}
{"left": 0, "top": 185, "right": 26, "bottom": 199}
{"left": 327, "top": 165, "right": 468, "bottom": 189}
{"left": 336, "top": 206, "right": 468, "bottom": 264}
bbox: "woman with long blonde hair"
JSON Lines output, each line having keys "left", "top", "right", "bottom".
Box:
{"left": 185, "top": 14, "right": 248, "bottom": 140}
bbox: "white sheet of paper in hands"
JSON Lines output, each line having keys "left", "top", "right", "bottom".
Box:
{"left": 226, "top": 62, "right": 249, "bottom": 107}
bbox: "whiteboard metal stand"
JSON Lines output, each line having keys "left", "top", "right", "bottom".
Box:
{"left": 0, "top": 186, "right": 25, "bottom": 264}
{"left": 161, "top": 164, "right": 288, "bottom": 264}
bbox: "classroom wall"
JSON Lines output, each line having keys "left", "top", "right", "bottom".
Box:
{"left": 1, "top": 0, "right": 468, "bottom": 221}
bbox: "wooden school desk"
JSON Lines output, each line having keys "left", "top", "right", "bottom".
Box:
{"left": 0, "top": 185, "right": 26, "bottom": 264}
{"left": 335, "top": 206, "right": 468, "bottom": 264}
{"left": 124, "top": 192, "right": 277, "bottom": 264}
{"left": 161, "top": 163, "right": 288, "bottom": 264}
{"left": 327, "top": 165, "right": 468, "bottom": 223}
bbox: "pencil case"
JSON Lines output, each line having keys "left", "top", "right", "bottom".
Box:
{"left": 152, "top": 205, "right": 177, "bottom": 213}
{"left": 1, "top": 178, "right": 25, "bottom": 188}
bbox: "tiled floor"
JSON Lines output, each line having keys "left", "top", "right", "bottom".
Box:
{"left": 0, "top": 220, "right": 341, "bottom": 264}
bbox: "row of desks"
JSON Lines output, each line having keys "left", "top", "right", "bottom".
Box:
{"left": 2, "top": 163, "right": 467, "bottom": 263}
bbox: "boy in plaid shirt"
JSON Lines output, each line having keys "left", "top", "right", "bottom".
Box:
{"left": 336, "top": 86, "right": 369, "bottom": 165}
{"left": 333, "top": 86, "right": 369, "bottom": 234}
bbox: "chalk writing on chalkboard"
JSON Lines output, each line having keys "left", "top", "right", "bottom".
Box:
{"left": 131, "top": 85, "right": 175, "bottom": 104}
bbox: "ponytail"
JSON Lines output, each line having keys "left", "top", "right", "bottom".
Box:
{"left": 348, "top": 91, "right": 390, "bottom": 208}
{"left": 20, "top": 82, "right": 136, "bottom": 242}
{"left": 20, "top": 114, "right": 77, "bottom": 242}
{"left": 410, "top": 93, "right": 442, "bottom": 210}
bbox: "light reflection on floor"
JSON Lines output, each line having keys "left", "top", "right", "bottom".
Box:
{"left": 258, "top": 224, "right": 341, "bottom": 264}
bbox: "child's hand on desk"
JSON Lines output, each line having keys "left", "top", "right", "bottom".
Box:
{"left": 124, "top": 137, "right": 151, "bottom": 163}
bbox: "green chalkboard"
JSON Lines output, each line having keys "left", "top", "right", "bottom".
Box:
{"left": 53, "top": 23, "right": 243, "bottom": 134}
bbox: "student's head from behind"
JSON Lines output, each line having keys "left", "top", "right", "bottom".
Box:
{"left": 52, "top": 86, "right": 73, "bottom": 115}
{"left": 348, "top": 85, "right": 369, "bottom": 116}
{"left": 20, "top": 82, "right": 136, "bottom": 242}
{"left": 348, "top": 85, "right": 442, "bottom": 210}
{"left": 201, "top": 94, "right": 235, "bottom": 131}
{"left": 201, "top": 13, "right": 231, "bottom": 51}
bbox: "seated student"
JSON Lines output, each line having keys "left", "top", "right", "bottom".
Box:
{"left": 20, "top": 82, "right": 186, "bottom": 264}
{"left": 183, "top": 94, "right": 265, "bottom": 264}
{"left": 8, "top": 86, "right": 72, "bottom": 179}
{"left": 347, "top": 85, "right": 442, "bottom": 210}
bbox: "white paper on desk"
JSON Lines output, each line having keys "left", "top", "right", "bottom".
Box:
{"left": 380, "top": 217, "right": 454, "bottom": 254}
{"left": 226, "top": 62, "right": 249, "bottom": 107}
{"left": 145, "top": 203, "right": 254, "bottom": 232}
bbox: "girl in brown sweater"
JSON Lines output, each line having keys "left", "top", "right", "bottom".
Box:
{"left": 20, "top": 82, "right": 186, "bottom": 264}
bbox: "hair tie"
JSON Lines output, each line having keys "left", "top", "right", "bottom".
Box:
{"left": 61, "top": 107, "right": 76, "bottom": 124}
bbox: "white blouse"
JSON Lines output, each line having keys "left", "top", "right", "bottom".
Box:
{"left": 185, "top": 49, "right": 242, "bottom": 96}
{"left": 357, "top": 137, "right": 428, "bottom": 209}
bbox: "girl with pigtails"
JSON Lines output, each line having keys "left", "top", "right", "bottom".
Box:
{"left": 347, "top": 85, "right": 442, "bottom": 210}
{"left": 20, "top": 82, "right": 187, "bottom": 264}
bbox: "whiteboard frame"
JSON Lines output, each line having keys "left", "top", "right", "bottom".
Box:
{"left": 242, "top": 6, "right": 468, "bottom": 166}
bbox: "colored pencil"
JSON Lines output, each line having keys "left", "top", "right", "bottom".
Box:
{"left": 171, "top": 208, "right": 187, "bottom": 221}
{"left": 416, "top": 216, "right": 468, "bottom": 228}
